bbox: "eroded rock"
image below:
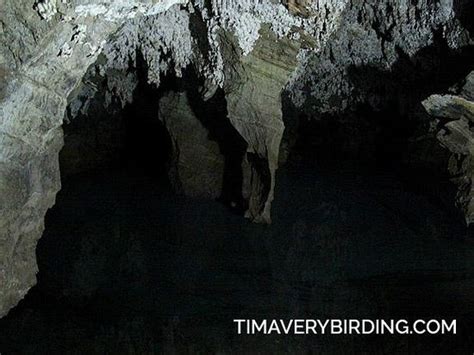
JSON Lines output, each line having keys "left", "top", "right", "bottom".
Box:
{"left": 159, "top": 91, "right": 225, "bottom": 199}
{"left": 0, "top": 0, "right": 188, "bottom": 318}
{"left": 423, "top": 72, "right": 474, "bottom": 225}
{"left": 0, "top": 0, "right": 473, "bottom": 318}
{"left": 220, "top": 27, "right": 300, "bottom": 223}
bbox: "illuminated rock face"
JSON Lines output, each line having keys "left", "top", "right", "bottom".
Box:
{"left": 0, "top": 0, "right": 473, "bottom": 317}
{"left": 423, "top": 72, "right": 474, "bottom": 226}
{"left": 218, "top": 28, "right": 300, "bottom": 223}
{"left": 0, "top": 0, "right": 188, "bottom": 319}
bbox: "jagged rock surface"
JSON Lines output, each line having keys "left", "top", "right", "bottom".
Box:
{"left": 220, "top": 27, "right": 300, "bottom": 223}
{"left": 159, "top": 91, "right": 225, "bottom": 199}
{"left": 0, "top": 0, "right": 186, "bottom": 319}
{"left": 0, "top": 0, "right": 473, "bottom": 318}
{"left": 423, "top": 72, "right": 474, "bottom": 225}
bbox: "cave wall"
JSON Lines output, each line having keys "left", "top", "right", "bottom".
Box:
{"left": 423, "top": 71, "right": 474, "bottom": 225}
{"left": 0, "top": 0, "right": 473, "bottom": 318}
{"left": 61, "top": 74, "right": 126, "bottom": 176}
{"left": 219, "top": 27, "right": 300, "bottom": 223}
{"left": 159, "top": 91, "right": 225, "bottom": 198}
{"left": 0, "top": 0, "right": 186, "bottom": 319}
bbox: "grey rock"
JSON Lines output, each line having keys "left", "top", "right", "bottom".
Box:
{"left": 0, "top": 0, "right": 173, "bottom": 318}
{"left": 159, "top": 91, "right": 225, "bottom": 199}
{"left": 423, "top": 72, "right": 474, "bottom": 225}
{"left": 0, "top": 0, "right": 473, "bottom": 318}
{"left": 220, "top": 27, "right": 300, "bottom": 223}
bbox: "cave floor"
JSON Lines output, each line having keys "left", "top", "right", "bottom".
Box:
{"left": 0, "top": 160, "right": 473, "bottom": 354}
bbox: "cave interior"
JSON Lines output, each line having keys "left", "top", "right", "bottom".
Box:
{"left": 0, "top": 38, "right": 474, "bottom": 352}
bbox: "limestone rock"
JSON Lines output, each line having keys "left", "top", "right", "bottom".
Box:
{"left": 0, "top": 0, "right": 188, "bottom": 318}
{"left": 423, "top": 72, "right": 474, "bottom": 225}
{"left": 220, "top": 27, "right": 300, "bottom": 223}
{"left": 0, "top": 0, "right": 473, "bottom": 318}
{"left": 159, "top": 91, "right": 225, "bottom": 199}
{"left": 282, "top": 0, "right": 314, "bottom": 18}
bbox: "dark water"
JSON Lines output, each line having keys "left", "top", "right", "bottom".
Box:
{"left": 0, "top": 161, "right": 473, "bottom": 354}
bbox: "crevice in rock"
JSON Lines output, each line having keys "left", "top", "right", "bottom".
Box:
{"left": 156, "top": 66, "right": 248, "bottom": 213}
{"left": 181, "top": 69, "right": 248, "bottom": 212}
{"left": 61, "top": 49, "right": 173, "bottom": 181}
{"left": 120, "top": 52, "right": 173, "bottom": 179}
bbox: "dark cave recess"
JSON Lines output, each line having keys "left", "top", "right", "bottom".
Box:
{"left": 61, "top": 53, "right": 174, "bottom": 179}
{"left": 283, "top": 33, "right": 474, "bottom": 226}
{"left": 1, "top": 43, "right": 474, "bottom": 353}
{"left": 288, "top": 30, "right": 474, "bottom": 166}
{"left": 0, "top": 155, "right": 472, "bottom": 353}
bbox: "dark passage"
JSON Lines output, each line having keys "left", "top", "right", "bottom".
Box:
{"left": 1, "top": 157, "right": 474, "bottom": 353}
{"left": 120, "top": 65, "right": 172, "bottom": 179}
{"left": 1, "top": 64, "right": 474, "bottom": 354}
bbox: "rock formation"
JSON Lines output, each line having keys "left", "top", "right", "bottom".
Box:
{"left": 0, "top": 0, "right": 188, "bottom": 319}
{"left": 0, "top": 0, "right": 473, "bottom": 317}
{"left": 423, "top": 72, "right": 474, "bottom": 225}
{"left": 159, "top": 91, "right": 225, "bottom": 199}
{"left": 219, "top": 27, "right": 300, "bottom": 223}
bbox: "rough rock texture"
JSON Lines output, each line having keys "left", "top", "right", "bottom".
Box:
{"left": 0, "top": 23, "right": 115, "bottom": 320}
{"left": 159, "top": 91, "right": 225, "bottom": 198}
{"left": 60, "top": 0, "right": 474, "bottom": 225}
{"left": 287, "top": 0, "right": 472, "bottom": 112}
{"left": 0, "top": 0, "right": 473, "bottom": 318}
{"left": 220, "top": 27, "right": 300, "bottom": 223}
{"left": 0, "top": 0, "right": 187, "bottom": 319}
{"left": 61, "top": 75, "right": 125, "bottom": 176}
{"left": 423, "top": 72, "right": 474, "bottom": 225}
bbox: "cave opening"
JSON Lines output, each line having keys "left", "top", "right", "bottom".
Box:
{"left": 61, "top": 51, "right": 174, "bottom": 182}
{"left": 22, "top": 52, "right": 179, "bottom": 310}
{"left": 1, "top": 48, "right": 474, "bottom": 354}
